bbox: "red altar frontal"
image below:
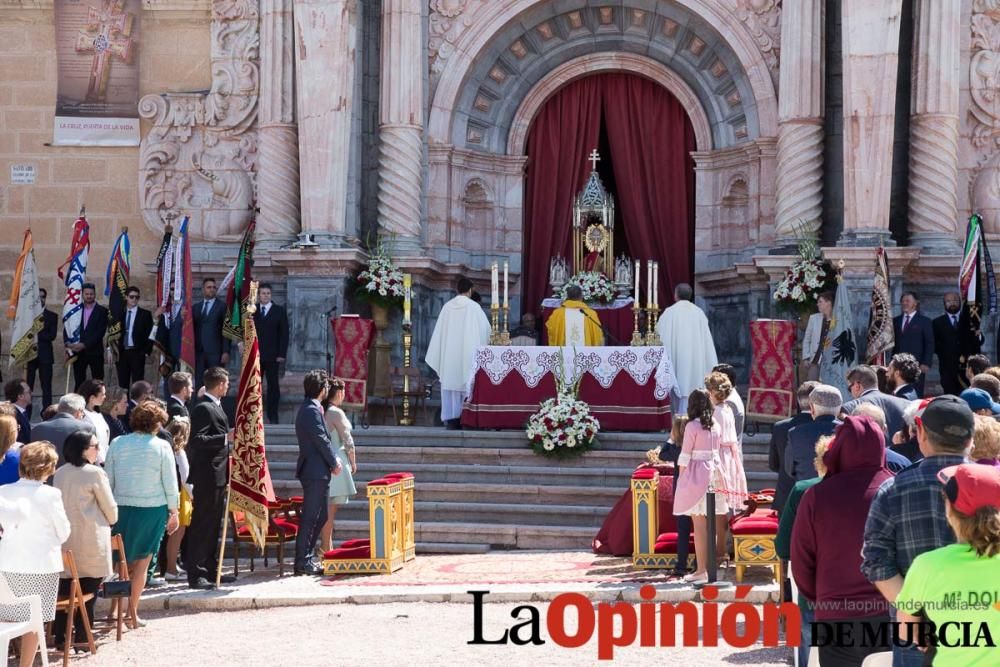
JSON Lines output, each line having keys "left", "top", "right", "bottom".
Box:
{"left": 540, "top": 297, "right": 635, "bottom": 345}
{"left": 461, "top": 346, "right": 675, "bottom": 432}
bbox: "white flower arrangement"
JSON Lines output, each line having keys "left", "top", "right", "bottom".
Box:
{"left": 355, "top": 240, "right": 405, "bottom": 308}
{"left": 558, "top": 271, "right": 615, "bottom": 304}
{"left": 526, "top": 353, "right": 599, "bottom": 458}
{"left": 772, "top": 231, "right": 835, "bottom": 315}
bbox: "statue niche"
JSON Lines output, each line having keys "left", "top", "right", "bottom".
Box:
{"left": 573, "top": 151, "right": 615, "bottom": 276}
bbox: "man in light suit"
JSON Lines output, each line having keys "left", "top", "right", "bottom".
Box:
{"left": 293, "top": 370, "right": 342, "bottom": 576}
{"left": 184, "top": 367, "right": 234, "bottom": 590}
{"left": 892, "top": 291, "right": 935, "bottom": 397}
{"left": 840, "top": 365, "right": 910, "bottom": 438}
{"left": 193, "top": 277, "right": 231, "bottom": 390}
{"left": 253, "top": 283, "right": 289, "bottom": 424}
{"left": 30, "top": 394, "right": 95, "bottom": 463}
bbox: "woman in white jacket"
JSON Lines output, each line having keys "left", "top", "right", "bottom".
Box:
{"left": 0, "top": 442, "right": 71, "bottom": 667}
{"left": 802, "top": 291, "right": 835, "bottom": 381}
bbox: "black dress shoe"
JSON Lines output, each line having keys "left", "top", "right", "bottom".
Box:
{"left": 188, "top": 578, "right": 216, "bottom": 590}
{"left": 293, "top": 564, "right": 324, "bottom": 576}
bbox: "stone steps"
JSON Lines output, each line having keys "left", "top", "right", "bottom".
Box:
{"left": 322, "top": 519, "right": 598, "bottom": 550}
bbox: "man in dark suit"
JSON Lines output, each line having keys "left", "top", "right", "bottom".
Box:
{"left": 27, "top": 287, "right": 58, "bottom": 411}
{"left": 66, "top": 282, "right": 108, "bottom": 390}
{"left": 253, "top": 283, "right": 289, "bottom": 424}
{"left": 294, "top": 370, "right": 342, "bottom": 575}
{"left": 785, "top": 384, "right": 842, "bottom": 482}
{"left": 115, "top": 286, "right": 154, "bottom": 389}
{"left": 891, "top": 291, "right": 935, "bottom": 397}
{"left": 934, "top": 292, "right": 979, "bottom": 396}
{"left": 768, "top": 381, "right": 817, "bottom": 513}
{"left": 184, "top": 367, "right": 234, "bottom": 590}
{"left": 193, "top": 277, "right": 231, "bottom": 390}
{"left": 887, "top": 353, "right": 920, "bottom": 401}
{"left": 840, "top": 365, "right": 911, "bottom": 438}
{"left": 167, "top": 371, "right": 193, "bottom": 419}
{"left": 4, "top": 380, "right": 32, "bottom": 443}
{"left": 31, "top": 393, "right": 95, "bottom": 463}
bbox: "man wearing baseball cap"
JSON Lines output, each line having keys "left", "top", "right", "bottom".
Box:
{"left": 895, "top": 464, "right": 1000, "bottom": 666}
{"left": 861, "top": 395, "right": 975, "bottom": 667}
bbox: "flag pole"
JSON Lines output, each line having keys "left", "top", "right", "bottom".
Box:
{"left": 215, "top": 281, "right": 258, "bottom": 588}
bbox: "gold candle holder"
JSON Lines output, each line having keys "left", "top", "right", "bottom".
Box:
{"left": 489, "top": 303, "right": 501, "bottom": 344}
{"left": 498, "top": 305, "right": 511, "bottom": 345}
{"left": 645, "top": 305, "right": 662, "bottom": 346}
{"left": 400, "top": 323, "right": 414, "bottom": 426}
{"left": 630, "top": 303, "right": 644, "bottom": 346}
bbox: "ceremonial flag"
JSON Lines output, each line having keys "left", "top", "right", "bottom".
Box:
{"left": 174, "top": 216, "right": 196, "bottom": 373}
{"left": 57, "top": 213, "right": 90, "bottom": 360}
{"left": 866, "top": 247, "right": 894, "bottom": 365}
{"left": 228, "top": 287, "right": 275, "bottom": 551}
{"left": 103, "top": 229, "right": 131, "bottom": 363}
{"left": 820, "top": 275, "right": 856, "bottom": 398}
{"left": 152, "top": 224, "right": 177, "bottom": 374}
{"left": 7, "top": 230, "right": 44, "bottom": 370}
{"left": 222, "top": 220, "right": 255, "bottom": 343}
{"left": 958, "top": 214, "right": 997, "bottom": 355}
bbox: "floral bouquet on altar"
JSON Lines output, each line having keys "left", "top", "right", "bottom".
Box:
{"left": 526, "top": 354, "right": 600, "bottom": 459}
{"left": 772, "top": 235, "right": 837, "bottom": 316}
{"left": 352, "top": 237, "right": 405, "bottom": 309}
{"left": 559, "top": 271, "right": 615, "bottom": 304}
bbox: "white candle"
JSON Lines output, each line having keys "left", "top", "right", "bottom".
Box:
{"left": 646, "top": 260, "right": 652, "bottom": 306}
{"left": 633, "top": 260, "right": 640, "bottom": 303}
{"left": 403, "top": 274, "right": 412, "bottom": 325}
{"left": 653, "top": 262, "right": 658, "bottom": 308}
{"left": 491, "top": 262, "right": 499, "bottom": 305}
{"left": 503, "top": 261, "right": 509, "bottom": 308}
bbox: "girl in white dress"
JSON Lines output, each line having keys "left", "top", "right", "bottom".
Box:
{"left": 320, "top": 378, "right": 358, "bottom": 554}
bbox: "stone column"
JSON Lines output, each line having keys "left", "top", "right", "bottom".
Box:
{"left": 377, "top": 0, "right": 424, "bottom": 250}
{"left": 839, "top": 0, "right": 903, "bottom": 245}
{"left": 774, "top": 0, "right": 824, "bottom": 244}
{"left": 258, "top": 0, "right": 301, "bottom": 242}
{"left": 293, "top": 0, "right": 358, "bottom": 246}
{"left": 907, "top": 0, "right": 961, "bottom": 252}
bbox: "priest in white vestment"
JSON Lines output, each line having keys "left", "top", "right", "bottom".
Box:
{"left": 425, "top": 277, "right": 492, "bottom": 429}
{"left": 655, "top": 283, "right": 718, "bottom": 414}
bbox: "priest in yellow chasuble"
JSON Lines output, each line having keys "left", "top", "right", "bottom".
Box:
{"left": 546, "top": 285, "right": 604, "bottom": 346}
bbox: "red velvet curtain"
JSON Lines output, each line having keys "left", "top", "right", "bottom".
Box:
{"left": 522, "top": 73, "right": 696, "bottom": 312}
{"left": 522, "top": 77, "right": 603, "bottom": 313}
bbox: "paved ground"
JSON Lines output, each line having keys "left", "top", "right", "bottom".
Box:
{"left": 71, "top": 603, "right": 793, "bottom": 666}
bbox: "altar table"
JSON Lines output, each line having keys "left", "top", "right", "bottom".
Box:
{"left": 540, "top": 297, "right": 635, "bottom": 346}
{"left": 461, "top": 345, "right": 675, "bottom": 432}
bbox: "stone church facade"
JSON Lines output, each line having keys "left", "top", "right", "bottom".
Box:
{"left": 1, "top": 0, "right": 998, "bottom": 382}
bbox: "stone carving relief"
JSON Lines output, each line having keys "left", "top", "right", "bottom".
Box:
{"left": 733, "top": 0, "right": 781, "bottom": 87}
{"left": 429, "top": 0, "right": 478, "bottom": 85}
{"left": 970, "top": 1, "right": 1000, "bottom": 233}
{"left": 138, "top": 0, "right": 260, "bottom": 241}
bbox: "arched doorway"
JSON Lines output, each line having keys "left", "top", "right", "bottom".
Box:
{"left": 522, "top": 72, "right": 697, "bottom": 311}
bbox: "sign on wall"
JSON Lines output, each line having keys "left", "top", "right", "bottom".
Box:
{"left": 10, "top": 165, "right": 36, "bottom": 185}
{"left": 53, "top": 0, "right": 141, "bottom": 146}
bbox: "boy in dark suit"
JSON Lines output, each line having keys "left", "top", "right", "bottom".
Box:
{"left": 66, "top": 282, "right": 108, "bottom": 390}
{"left": 193, "top": 277, "right": 231, "bottom": 390}
{"left": 253, "top": 283, "right": 289, "bottom": 424}
{"left": 116, "top": 286, "right": 155, "bottom": 388}
{"left": 293, "top": 370, "right": 342, "bottom": 575}
{"left": 892, "top": 291, "right": 935, "bottom": 397}
{"left": 184, "top": 367, "right": 234, "bottom": 589}
{"left": 27, "top": 287, "right": 58, "bottom": 411}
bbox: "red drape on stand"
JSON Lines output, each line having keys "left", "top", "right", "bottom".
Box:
{"left": 523, "top": 73, "right": 696, "bottom": 313}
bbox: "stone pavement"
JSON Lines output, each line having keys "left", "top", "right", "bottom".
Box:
{"left": 142, "top": 550, "right": 780, "bottom": 611}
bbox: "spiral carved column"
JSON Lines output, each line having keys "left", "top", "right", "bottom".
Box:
{"left": 378, "top": 124, "right": 424, "bottom": 239}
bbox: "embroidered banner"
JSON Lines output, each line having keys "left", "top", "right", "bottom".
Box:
{"left": 53, "top": 0, "right": 141, "bottom": 146}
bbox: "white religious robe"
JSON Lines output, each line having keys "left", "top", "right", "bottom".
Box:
{"left": 655, "top": 300, "right": 718, "bottom": 403}
{"left": 425, "top": 294, "right": 492, "bottom": 420}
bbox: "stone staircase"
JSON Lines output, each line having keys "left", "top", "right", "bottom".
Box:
{"left": 264, "top": 426, "right": 778, "bottom": 554}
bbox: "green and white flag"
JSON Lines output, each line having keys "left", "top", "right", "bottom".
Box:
{"left": 821, "top": 277, "right": 856, "bottom": 398}
{"left": 8, "top": 230, "right": 44, "bottom": 369}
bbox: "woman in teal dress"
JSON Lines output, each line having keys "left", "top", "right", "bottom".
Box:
{"left": 320, "top": 378, "right": 358, "bottom": 554}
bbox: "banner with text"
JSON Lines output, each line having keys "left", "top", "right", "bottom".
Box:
{"left": 54, "top": 0, "right": 141, "bottom": 146}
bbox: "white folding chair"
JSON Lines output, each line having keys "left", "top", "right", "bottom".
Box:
{"left": 0, "top": 573, "right": 49, "bottom": 667}
{"left": 860, "top": 652, "right": 894, "bottom": 666}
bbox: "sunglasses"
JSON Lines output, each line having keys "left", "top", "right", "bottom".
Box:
{"left": 127, "top": 294, "right": 139, "bottom": 300}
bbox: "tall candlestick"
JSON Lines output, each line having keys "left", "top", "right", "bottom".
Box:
{"left": 646, "top": 260, "right": 652, "bottom": 306}
{"left": 652, "top": 262, "right": 658, "bottom": 308}
{"left": 491, "top": 262, "right": 499, "bottom": 305}
{"left": 403, "top": 273, "right": 412, "bottom": 325}
{"left": 503, "top": 261, "right": 509, "bottom": 308}
{"left": 634, "top": 259, "right": 640, "bottom": 303}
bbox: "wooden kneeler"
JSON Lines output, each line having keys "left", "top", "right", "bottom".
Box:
{"left": 630, "top": 469, "right": 690, "bottom": 569}
{"left": 322, "top": 477, "right": 405, "bottom": 575}
{"left": 383, "top": 472, "right": 415, "bottom": 561}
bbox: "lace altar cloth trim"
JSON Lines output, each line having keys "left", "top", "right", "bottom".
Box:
{"left": 540, "top": 297, "right": 635, "bottom": 310}
{"left": 467, "top": 346, "right": 676, "bottom": 400}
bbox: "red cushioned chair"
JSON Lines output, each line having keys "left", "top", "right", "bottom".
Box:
{"left": 729, "top": 499, "right": 781, "bottom": 587}
{"left": 230, "top": 509, "right": 299, "bottom": 577}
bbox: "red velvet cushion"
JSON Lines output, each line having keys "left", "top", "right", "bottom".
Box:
{"left": 653, "top": 531, "right": 695, "bottom": 553}
{"left": 339, "top": 539, "right": 370, "bottom": 548}
{"left": 289, "top": 496, "right": 303, "bottom": 504}
{"left": 386, "top": 472, "right": 414, "bottom": 479}
{"left": 631, "top": 469, "right": 656, "bottom": 480}
{"left": 366, "top": 479, "right": 391, "bottom": 486}
{"left": 730, "top": 511, "right": 779, "bottom": 535}
{"left": 272, "top": 519, "right": 299, "bottom": 535}
{"left": 237, "top": 521, "right": 298, "bottom": 538}
{"left": 323, "top": 545, "right": 371, "bottom": 559}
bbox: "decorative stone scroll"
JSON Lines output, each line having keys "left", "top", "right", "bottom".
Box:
{"left": 138, "top": 0, "right": 259, "bottom": 240}
{"left": 733, "top": 0, "right": 781, "bottom": 88}
{"left": 970, "top": 0, "right": 1000, "bottom": 233}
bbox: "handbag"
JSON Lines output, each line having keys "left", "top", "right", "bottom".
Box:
{"left": 98, "top": 578, "right": 131, "bottom": 599}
